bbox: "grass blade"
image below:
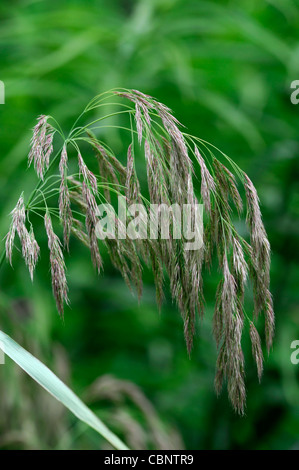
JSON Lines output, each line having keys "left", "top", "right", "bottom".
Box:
{"left": 0, "top": 330, "right": 129, "bottom": 450}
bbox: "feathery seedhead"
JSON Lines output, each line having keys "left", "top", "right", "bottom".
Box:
{"left": 227, "top": 312, "right": 246, "bottom": 415}
{"left": 249, "top": 322, "right": 264, "bottom": 382}
{"left": 78, "top": 152, "right": 98, "bottom": 195}
{"left": 265, "top": 290, "right": 275, "bottom": 353}
{"left": 214, "top": 255, "right": 246, "bottom": 414}
{"left": 5, "top": 226, "right": 15, "bottom": 266}
{"left": 244, "top": 173, "right": 271, "bottom": 323}
{"left": 214, "top": 159, "right": 243, "bottom": 215}
{"left": 28, "top": 115, "right": 54, "bottom": 180}
{"left": 82, "top": 181, "right": 102, "bottom": 273}
{"left": 135, "top": 103, "right": 143, "bottom": 145}
{"left": 77, "top": 153, "right": 102, "bottom": 270}
{"left": 244, "top": 174, "right": 270, "bottom": 274}
{"left": 10, "top": 89, "right": 274, "bottom": 415}
{"left": 59, "top": 144, "right": 68, "bottom": 175}
{"left": 126, "top": 144, "right": 140, "bottom": 205}
{"left": 44, "top": 212, "right": 69, "bottom": 316}
{"left": 213, "top": 280, "right": 224, "bottom": 348}
{"left": 5, "top": 196, "right": 25, "bottom": 264}
{"left": 25, "top": 226, "right": 40, "bottom": 281}
{"left": 232, "top": 236, "right": 248, "bottom": 288}
{"left": 222, "top": 254, "right": 237, "bottom": 332}
{"left": 5, "top": 195, "right": 40, "bottom": 280}
{"left": 244, "top": 174, "right": 267, "bottom": 247}
{"left": 59, "top": 145, "right": 72, "bottom": 249}
{"left": 194, "top": 146, "right": 216, "bottom": 216}
{"left": 144, "top": 140, "right": 167, "bottom": 205}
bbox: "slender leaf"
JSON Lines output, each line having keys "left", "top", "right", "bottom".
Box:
{"left": 0, "top": 330, "right": 129, "bottom": 450}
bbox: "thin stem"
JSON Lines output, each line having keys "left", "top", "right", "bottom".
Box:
{"left": 70, "top": 110, "right": 134, "bottom": 139}
{"left": 26, "top": 145, "right": 65, "bottom": 210}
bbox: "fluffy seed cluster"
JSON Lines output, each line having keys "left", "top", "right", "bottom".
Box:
{"left": 5, "top": 89, "right": 274, "bottom": 414}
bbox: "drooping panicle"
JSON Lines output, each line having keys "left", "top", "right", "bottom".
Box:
{"left": 77, "top": 155, "right": 103, "bottom": 271}
{"left": 26, "top": 226, "right": 40, "bottom": 281}
{"left": 221, "top": 254, "right": 237, "bottom": 332}
{"left": 244, "top": 174, "right": 270, "bottom": 281}
{"left": 28, "top": 115, "right": 54, "bottom": 180}
{"left": 5, "top": 196, "right": 23, "bottom": 265}
{"left": 115, "top": 89, "right": 192, "bottom": 175}
{"left": 5, "top": 225, "right": 15, "bottom": 266}
{"left": 144, "top": 140, "right": 167, "bottom": 205}
{"left": 78, "top": 152, "right": 98, "bottom": 195}
{"left": 214, "top": 253, "right": 246, "bottom": 414}
{"left": 86, "top": 130, "right": 126, "bottom": 202}
{"left": 44, "top": 132, "right": 54, "bottom": 169}
{"left": 114, "top": 90, "right": 153, "bottom": 145}
{"left": 155, "top": 100, "right": 191, "bottom": 172}
{"left": 133, "top": 91, "right": 152, "bottom": 125}
{"left": 59, "top": 145, "right": 72, "bottom": 249}
{"left": 44, "top": 211, "right": 68, "bottom": 316}
{"left": 82, "top": 181, "right": 102, "bottom": 273}
{"left": 213, "top": 159, "right": 243, "bottom": 215}
{"left": 59, "top": 144, "right": 68, "bottom": 177}
{"left": 232, "top": 236, "right": 248, "bottom": 297}
{"left": 249, "top": 322, "right": 264, "bottom": 381}
{"left": 125, "top": 144, "right": 140, "bottom": 205}
{"left": 265, "top": 290, "right": 275, "bottom": 353}
{"left": 194, "top": 146, "right": 216, "bottom": 216}
{"left": 5, "top": 195, "right": 40, "bottom": 280}
{"left": 213, "top": 280, "right": 224, "bottom": 348}
{"left": 135, "top": 103, "right": 143, "bottom": 145}
{"left": 13, "top": 89, "right": 274, "bottom": 416}
{"left": 226, "top": 312, "right": 246, "bottom": 415}
{"left": 244, "top": 173, "right": 272, "bottom": 335}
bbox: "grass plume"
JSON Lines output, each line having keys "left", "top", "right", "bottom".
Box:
{"left": 5, "top": 88, "right": 274, "bottom": 414}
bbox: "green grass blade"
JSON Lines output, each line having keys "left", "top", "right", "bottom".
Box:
{"left": 0, "top": 330, "right": 128, "bottom": 450}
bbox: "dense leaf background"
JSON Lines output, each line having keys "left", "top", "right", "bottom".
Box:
{"left": 0, "top": 0, "right": 298, "bottom": 449}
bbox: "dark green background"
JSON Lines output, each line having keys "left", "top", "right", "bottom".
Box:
{"left": 0, "top": 0, "right": 298, "bottom": 450}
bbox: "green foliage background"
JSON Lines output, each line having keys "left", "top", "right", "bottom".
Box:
{"left": 0, "top": 0, "right": 298, "bottom": 449}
